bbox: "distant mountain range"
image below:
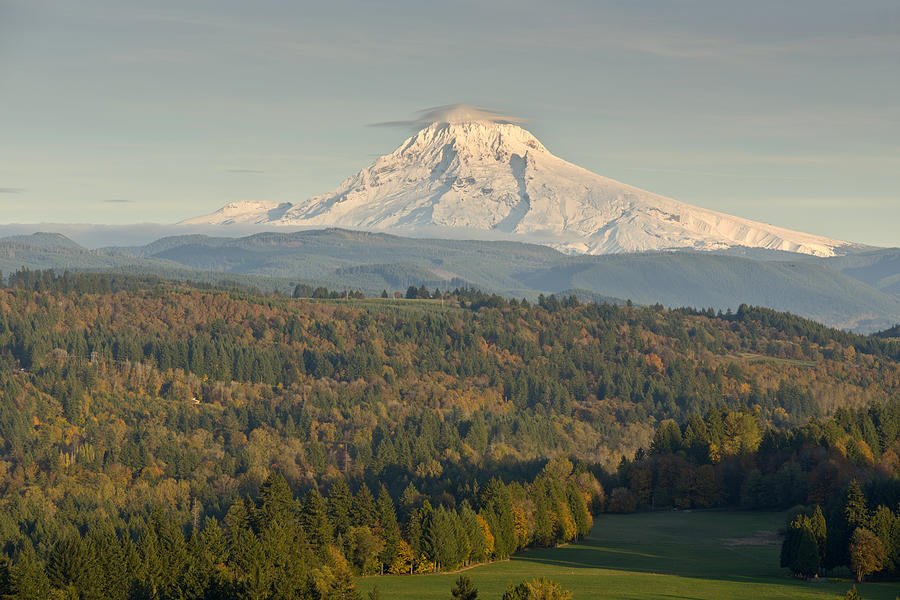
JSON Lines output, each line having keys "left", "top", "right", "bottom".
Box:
{"left": 2, "top": 229, "right": 897, "bottom": 333}
{"left": 183, "top": 110, "right": 854, "bottom": 257}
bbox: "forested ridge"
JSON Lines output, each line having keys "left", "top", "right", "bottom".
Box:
{"left": 0, "top": 270, "right": 898, "bottom": 598}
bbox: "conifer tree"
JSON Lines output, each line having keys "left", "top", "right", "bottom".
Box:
{"left": 844, "top": 481, "right": 869, "bottom": 531}
{"left": 458, "top": 503, "right": 485, "bottom": 564}
{"left": 47, "top": 534, "right": 101, "bottom": 597}
{"left": 353, "top": 483, "right": 377, "bottom": 528}
{"left": 259, "top": 471, "right": 296, "bottom": 525}
{"left": 780, "top": 519, "right": 801, "bottom": 571}
{"left": 328, "top": 480, "right": 354, "bottom": 539}
{"left": 809, "top": 505, "right": 827, "bottom": 566}
{"left": 480, "top": 479, "right": 516, "bottom": 558}
{"left": 371, "top": 486, "right": 399, "bottom": 574}
{"left": 302, "top": 488, "right": 334, "bottom": 552}
{"left": 842, "top": 586, "right": 863, "bottom": 600}
{"left": 451, "top": 575, "right": 478, "bottom": 600}
{"left": 5, "top": 546, "right": 50, "bottom": 600}
{"left": 566, "top": 479, "right": 592, "bottom": 539}
{"left": 0, "top": 557, "right": 10, "bottom": 598}
{"left": 399, "top": 483, "right": 423, "bottom": 520}
{"left": 793, "top": 526, "right": 820, "bottom": 578}
{"left": 313, "top": 545, "right": 360, "bottom": 600}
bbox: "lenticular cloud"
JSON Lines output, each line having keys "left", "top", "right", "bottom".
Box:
{"left": 373, "top": 103, "right": 524, "bottom": 128}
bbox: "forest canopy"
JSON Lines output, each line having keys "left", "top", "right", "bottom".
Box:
{"left": 0, "top": 270, "right": 898, "bottom": 598}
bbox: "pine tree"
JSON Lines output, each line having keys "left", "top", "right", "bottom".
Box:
{"left": 868, "top": 505, "right": 900, "bottom": 576}
{"left": 225, "top": 496, "right": 254, "bottom": 537}
{"left": 313, "top": 546, "right": 360, "bottom": 600}
{"left": 302, "top": 488, "right": 334, "bottom": 552}
{"left": 0, "top": 557, "right": 10, "bottom": 598}
{"left": 153, "top": 509, "right": 190, "bottom": 596}
{"left": 458, "top": 503, "right": 485, "bottom": 564}
{"left": 824, "top": 501, "right": 851, "bottom": 570}
{"left": 842, "top": 585, "right": 863, "bottom": 600}
{"left": 780, "top": 519, "right": 802, "bottom": 570}
{"left": 201, "top": 516, "right": 229, "bottom": 566}
{"left": 352, "top": 483, "right": 377, "bottom": 528}
{"left": 47, "top": 533, "right": 102, "bottom": 598}
{"left": 808, "top": 505, "right": 827, "bottom": 566}
{"left": 259, "top": 471, "right": 296, "bottom": 525}
{"left": 450, "top": 575, "right": 478, "bottom": 600}
{"left": 328, "top": 480, "right": 354, "bottom": 539}
{"left": 793, "top": 526, "right": 820, "bottom": 578}
{"left": 480, "top": 479, "right": 515, "bottom": 558}
{"left": 417, "top": 501, "right": 438, "bottom": 570}
{"left": 375, "top": 486, "right": 401, "bottom": 574}
{"left": 399, "top": 483, "right": 423, "bottom": 519}
{"left": 6, "top": 546, "right": 50, "bottom": 600}
{"left": 428, "top": 507, "right": 461, "bottom": 571}
{"left": 87, "top": 523, "right": 129, "bottom": 600}
{"left": 566, "top": 480, "right": 592, "bottom": 539}
{"left": 844, "top": 481, "right": 869, "bottom": 531}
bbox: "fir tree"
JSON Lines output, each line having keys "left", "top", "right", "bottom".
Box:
{"left": 376, "top": 486, "right": 401, "bottom": 574}
{"left": 844, "top": 481, "right": 870, "bottom": 531}
{"left": 5, "top": 546, "right": 50, "bottom": 600}
{"left": 328, "top": 480, "right": 354, "bottom": 539}
{"left": 259, "top": 471, "right": 296, "bottom": 525}
{"left": 793, "top": 526, "right": 820, "bottom": 578}
{"left": 450, "top": 575, "right": 478, "bottom": 600}
{"left": 352, "top": 483, "right": 377, "bottom": 528}
{"left": 302, "top": 488, "right": 334, "bottom": 552}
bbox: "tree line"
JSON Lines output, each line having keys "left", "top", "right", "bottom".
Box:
{"left": 610, "top": 401, "right": 900, "bottom": 581}
{"left": 0, "top": 458, "right": 593, "bottom": 599}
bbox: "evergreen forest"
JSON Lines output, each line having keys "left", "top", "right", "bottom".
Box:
{"left": 0, "top": 269, "right": 898, "bottom": 598}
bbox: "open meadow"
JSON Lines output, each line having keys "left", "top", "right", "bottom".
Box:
{"left": 358, "top": 511, "right": 899, "bottom": 600}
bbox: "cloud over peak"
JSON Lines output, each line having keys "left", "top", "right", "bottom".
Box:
{"left": 373, "top": 104, "right": 525, "bottom": 129}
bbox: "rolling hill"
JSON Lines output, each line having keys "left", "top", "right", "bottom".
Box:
{"left": 3, "top": 230, "right": 897, "bottom": 332}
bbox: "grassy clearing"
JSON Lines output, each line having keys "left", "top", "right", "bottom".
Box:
{"left": 357, "top": 511, "right": 898, "bottom": 600}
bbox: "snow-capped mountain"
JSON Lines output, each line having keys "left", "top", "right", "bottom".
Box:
{"left": 183, "top": 114, "right": 850, "bottom": 257}
{"left": 181, "top": 200, "right": 292, "bottom": 225}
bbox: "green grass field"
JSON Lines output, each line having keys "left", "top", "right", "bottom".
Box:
{"left": 357, "top": 511, "right": 899, "bottom": 600}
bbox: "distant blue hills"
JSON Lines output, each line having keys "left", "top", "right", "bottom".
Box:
{"left": 1, "top": 228, "right": 897, "bottom": 333}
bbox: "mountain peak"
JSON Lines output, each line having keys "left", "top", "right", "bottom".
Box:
{"left": 182, "top": 115, "right": 851, "bottom": 257}
{"left": 400, "top": 120, "right": 548, "bottom": 161}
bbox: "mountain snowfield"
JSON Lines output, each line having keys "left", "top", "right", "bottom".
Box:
{"left": 183, "top": 116, "right": 851, "bottom": 257}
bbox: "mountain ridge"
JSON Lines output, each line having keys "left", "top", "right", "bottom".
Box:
{"left": 3, "top": 228, "right": 896, "bottom": 332}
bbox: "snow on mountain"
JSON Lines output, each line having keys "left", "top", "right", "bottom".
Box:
{"left": 183, "top": 114, "right": 851, "bottom": 257}
{"left": 181, "top": 200, "right": 292, "bottom": 225}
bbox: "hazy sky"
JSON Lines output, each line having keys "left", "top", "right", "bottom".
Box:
{"left": 1, "top": 0, "right": 898, "bottom": 246}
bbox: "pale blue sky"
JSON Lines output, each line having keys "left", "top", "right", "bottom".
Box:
{"left": 1, "top": 0, "right": 898, "bottom": 246}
